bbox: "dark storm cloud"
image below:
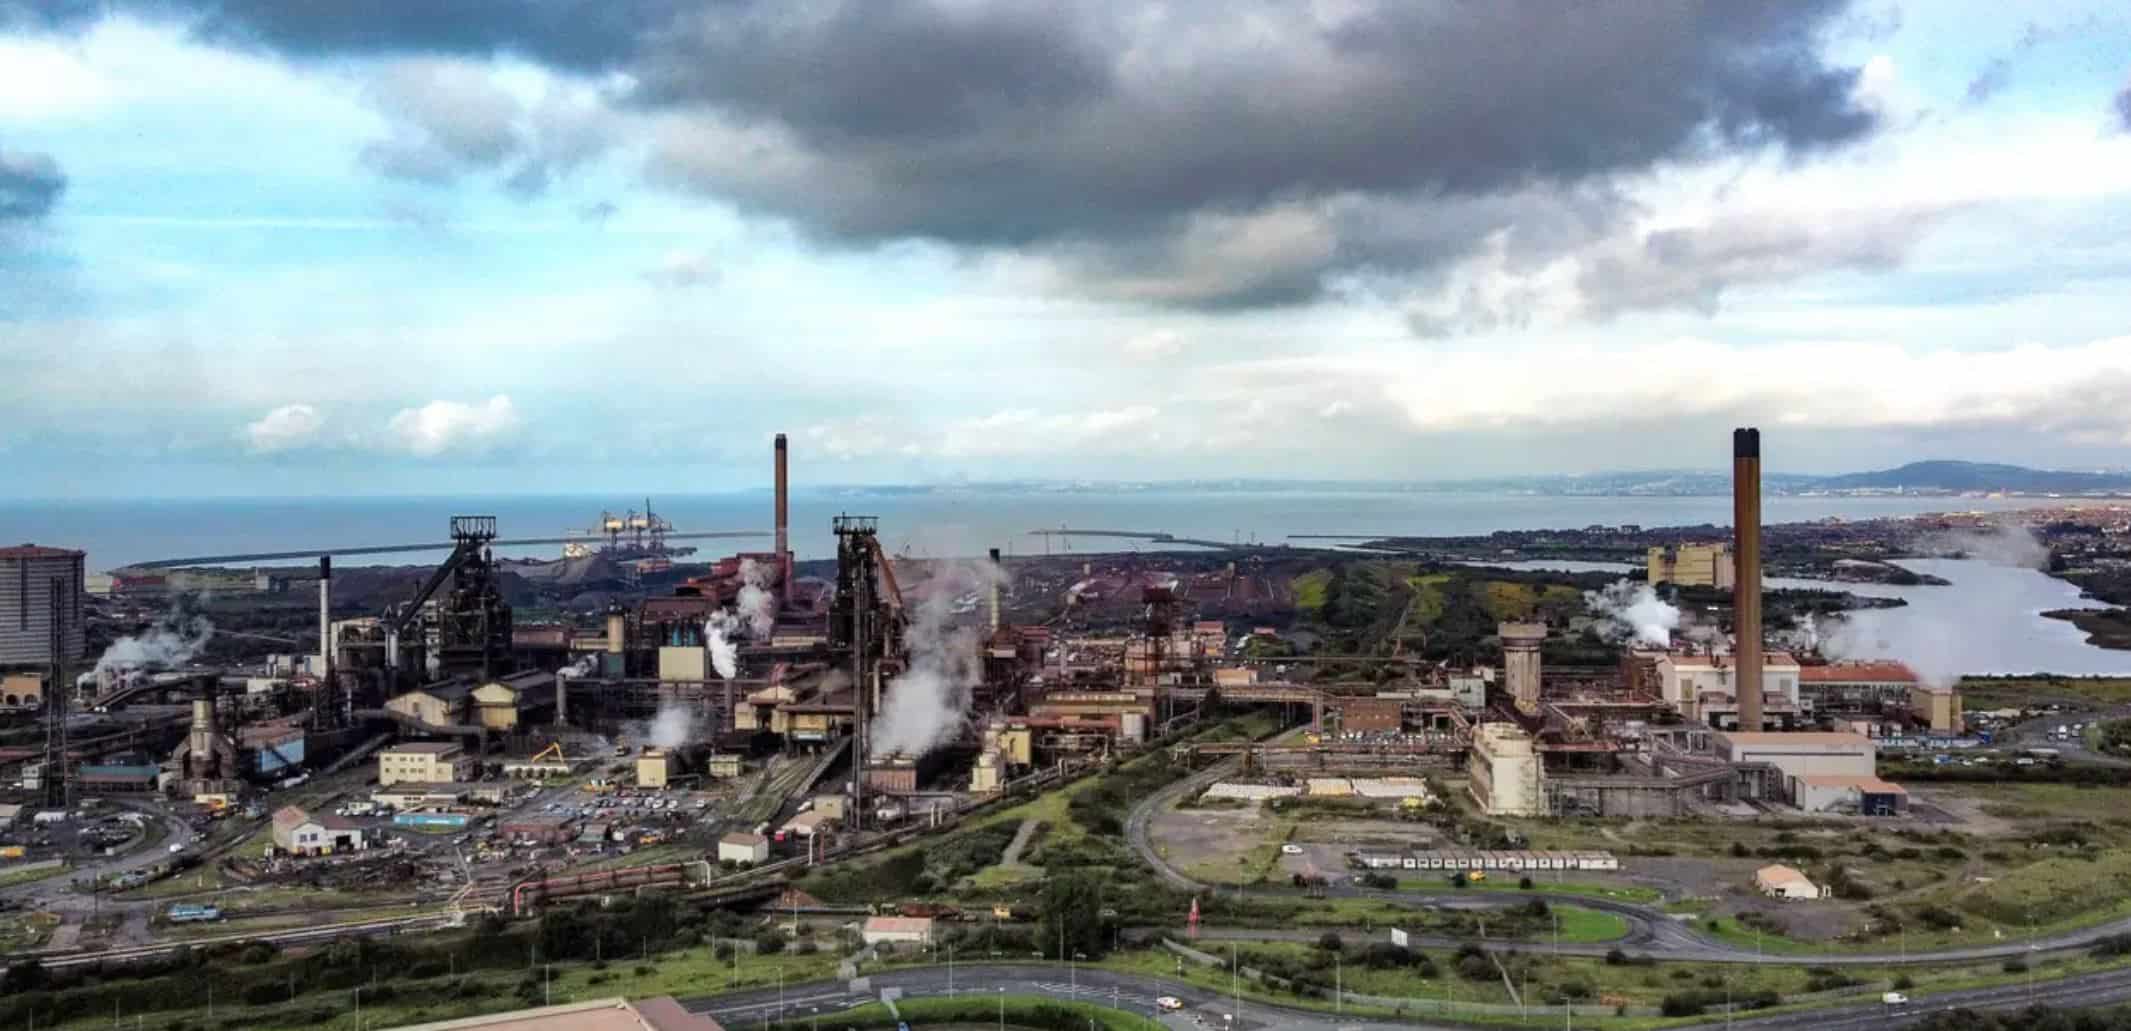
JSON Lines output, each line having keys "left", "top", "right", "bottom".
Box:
{"left": 645, "top": 2, "right": 1875, "bottom": 246}
{"left": 24, "top": 0, "right": 1882, "bottom": 310}
{"left": 2116, "top": 79, "right": 2131, "bottom": 132}
{"left": 169, "top": 0, "right": 682, "bottom": 72}
{"left": 0, "top": 147, "right": 65, "bottom": 220}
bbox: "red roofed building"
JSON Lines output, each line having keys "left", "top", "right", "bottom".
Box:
{"left": 1797, "top": 661, "right": 1959, "bottom": 732}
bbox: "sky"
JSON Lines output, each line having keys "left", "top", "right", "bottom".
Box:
{"left": 2, "top": 1, "right": 2131, "bottom": 498}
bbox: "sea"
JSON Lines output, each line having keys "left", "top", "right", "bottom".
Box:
{"left": 4, "top": 489, "right": 2124, "bottom": 677}
{"left": 0, "top": 489, "right": 2076, "bottom": 572}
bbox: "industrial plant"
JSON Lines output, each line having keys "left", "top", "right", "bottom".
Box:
{"left": 0, "top": 424, "right": 2023, "bottom": 1031}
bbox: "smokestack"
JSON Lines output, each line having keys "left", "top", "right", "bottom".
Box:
{"left": 774, "top": 433, "right": 790, "bottom": 599}
{"left": 988, "top": 548, "right": 1003, "bottom": 632}
{"left": 318, "top": 556, "right": 332, "bottom": 684}
{"left": 1732, "top": 428, "right": 1763, "bottom": 733}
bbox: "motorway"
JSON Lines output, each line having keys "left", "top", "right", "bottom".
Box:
{"left": 1123, "top": 760, "right": 2131, "bottom": 968}
{"left": 681, "top": 960, "right": 2131, "bottom": 1030}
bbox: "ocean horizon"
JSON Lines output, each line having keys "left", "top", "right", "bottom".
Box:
{"left": 0, "top": 489, "right": 2072, "bottom": 573}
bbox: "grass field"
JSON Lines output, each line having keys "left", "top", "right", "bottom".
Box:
{"left": 1292, "top": 569, "right": 1333, "bottom": 612}
{"left": 1960, "top": 676, "right": 2131, "bottom": 710}
{"left": 0, "top": 863, "right": 66, "bottom": 889}
{"left": 1107, "top": 943, "right": 2131, "bottom": 1026}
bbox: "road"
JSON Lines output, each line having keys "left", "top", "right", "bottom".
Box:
{"left": 681, "top": 960, "right": 2131, "bottom": 1030}
{"left": 1124, "top": 759, "right": 2131, "bottom": 967}
{"left": 1, "top": 800, "right": 198, "bottom": 915}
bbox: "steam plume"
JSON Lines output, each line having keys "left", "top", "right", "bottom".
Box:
{"left": 648, "top": 703, "right": 693, "bottom": 750}
{"left": 705, "top": 611, "right": 740, "bottom": 679}
{"left": 95, "top": 603, "right": 214, "bottom": 675}
{"left": 1584, "top": 580, "right": 1679, "bottom": 648}
{"left": 736, "top": 558, "right": 777, "bottom": 641}
{"left": 870, "top": 558, "right": 1006, "bottom": 759}
{"left": 1918, "top": 524, "right": 2049, "bottom": 569}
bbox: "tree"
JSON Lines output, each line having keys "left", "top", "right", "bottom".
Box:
{"left": 1040, "top": 869, "right": 1107, "bottom": 960}
{"left": 1317, "top": 932, "right": 1344, "bottom": 953}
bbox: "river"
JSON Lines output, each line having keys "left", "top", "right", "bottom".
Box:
{"left": 1480, "top": 558, "right": 2131, "bottom": 678}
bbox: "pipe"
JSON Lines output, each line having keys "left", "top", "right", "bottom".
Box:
{"left": 774, "top": 433, "right": 790, "bottom": 599}
{"left": 1732, "top": 427, "right": 1763, "bottom": 733}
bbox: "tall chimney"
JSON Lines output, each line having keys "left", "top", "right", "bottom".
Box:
{"left": 987, "top": 547, "right": 1003, "bottom": 632}
{"left": 318, "top": 556, "right": 333, "bottom": 683}
{"left": 774, "top": 432, "right": 790, "bottom": 598}
{"left": 1732, "top": 428, "right": 1763, "bottom": 733}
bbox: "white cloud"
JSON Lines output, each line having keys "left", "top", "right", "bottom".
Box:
{"left": 1319, "top": 400, "right": 1355, "bottom": 418}
{"left": 242, "top": 404, "right": 325, "bottom": 453}
{"left": 1249, "top": 335, "right": 2131, "bottom": 439}
{"left": 643, "top": 248, "right": 719, "bottom": 288}
{"left": 385, "top": 396, "right": 522, "bottom": 457}
{"left": 1122, "top": 329, "right": 1184, "bottom": 360}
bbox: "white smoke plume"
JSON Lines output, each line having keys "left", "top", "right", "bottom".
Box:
{"left": 869, "top": 558, "right": 1007, "bottom": 759}
{"left": 95, "top": 606, "right": 214, "bottom": 675}
{"left": 705, "top": 611, "right": 740, "bottom": 679}
{"left": 736, "top": 558, "right": 777, "bottom": 641}
{"left": 1918, "top": 524, "right": 2049, "bottom": 569}
{"left": 648, "top": 702, "right": 694, "bottom": 750}
{"left": 1583, "top": 580, "right": 1680, "bottom": 648}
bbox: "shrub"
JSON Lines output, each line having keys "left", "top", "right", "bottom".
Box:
{"left": 2003, "top": 958, "right": 2028, "bottom": 974}
{"left": 1519, "top": 876, "right": 1534, "bottom": 890}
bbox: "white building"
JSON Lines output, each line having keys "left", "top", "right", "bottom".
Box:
{"left": 1713, "top": 731, "right": 1876, "bottom": 782}
{"left": 717, "top": 832, "right": 769, "bottom": 865}
{"left": 1792, "top": 775, "right": 1907, "bottom": 816}
{"left": 860, "top": 916, "right": 935, "bottom": 946}
{"left": 1468, "top": 722, "right": 1543, "bottom": 817}
{"left": 1755, "top": 864, "right": 1820, "bottom": 900}
{"left": 1653, "top": 651, "right": 1802, "bottom": 727}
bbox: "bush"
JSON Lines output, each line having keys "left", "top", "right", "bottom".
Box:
{"left": 1317, "top": 932, "right": 1343, "bottom": 953}
{"left": 1605, "top": 947, "right": 1629, "bottom": 965}
{"left": 2002, "top": 958, "right": 2028, "bottom": 974}
{"left": 241, "top": 983, "right": 284, "bottom": 1006}
{"left": 1893, "top": 974, "right": 1915, "bottom": 990}
{"left": 1519, "top": 876, "right": 1534, "bottom": 890}
{"left": 238, "top": 943, "right": 278, "bottom": 966}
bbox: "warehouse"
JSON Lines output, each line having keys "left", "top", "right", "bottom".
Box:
{"left": 718, "top": 832, "right": 770, "bottom": 865}
{"left": 860, "top": 916, "right": 935, "bottom": 946}
{"left": 1793, "top": 775, "right": 1908, "bottom": 816}
{"left": 1712, "top": 731, "right": 1876, "bottom": 782}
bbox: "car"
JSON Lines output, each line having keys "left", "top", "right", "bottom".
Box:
{"left": 1280, "top": 844, "right": 1304, "bottom": 855}
{"left": 1155, "top": 996, "right": 1184, "bottom": 1011}
{"left": 167, "top": 842, "right": 186, "bottom": 854}
{"left": 1883, "top": 991, "right": 1909, "bottom": 1006}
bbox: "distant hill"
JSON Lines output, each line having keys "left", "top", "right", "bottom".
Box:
{"left": 1812, "top": 461, "right": 2131, "bottom": 493}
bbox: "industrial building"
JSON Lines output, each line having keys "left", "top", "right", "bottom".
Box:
{"left": 379, "top": 741, "right": 476, "bottom": 786}
{"left": 1646, "top": 543, "right": 1735, "bottom": 588}
{"left": 860, "top": 915, "right": 935, "bottom": 946}
{"left": 1648, "top": 649, "right": 1802, "bottom": 728}
{"left": 1468, "top": 723, "right": 1542, "bottom": 817}
{"left": 1756, "top": 864, "right": 1821, "bottom": 900}
{"left": 636, "top": 748, "right": 675, "bottom": 789}
{"left": 1793, "top": 774, "right": 1907, "bottom": 815}
{"left": 718, "top": 832, "right": 769, "bottom": 865}
{"left": 1712, "top": 731, "right": 1877, "bottom": 781}
{"left": 271, "top": 805, "right": 367, "bottom": 855}
{"left": 0, "top": 545, "right": 86, "bottom": 668}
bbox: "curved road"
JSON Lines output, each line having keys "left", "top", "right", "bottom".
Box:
{"left": 1125, "top": 760, "right": 2131, "bottom": 967}
{"left": 680, "top": 960, "right": 2131, "bottom": 1030}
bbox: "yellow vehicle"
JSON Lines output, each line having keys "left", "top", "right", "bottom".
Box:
{"left": 1469, "top": 870, "right": 1487, "bottom": 882}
